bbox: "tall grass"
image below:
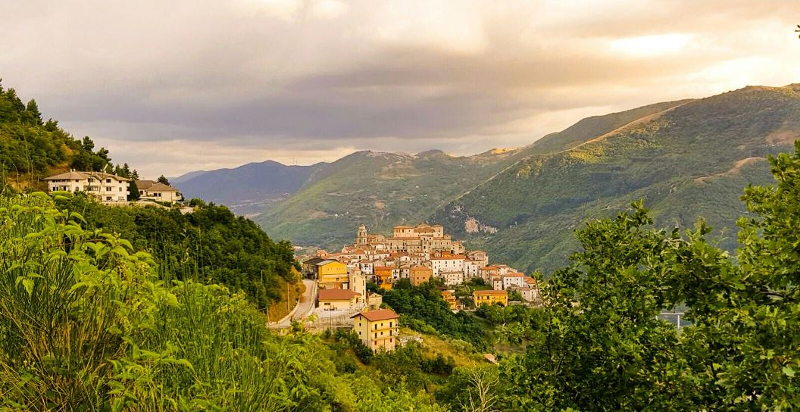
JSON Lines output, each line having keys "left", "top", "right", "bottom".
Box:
{"left": 0, "top": 193, "right": 443, "bottom": 411}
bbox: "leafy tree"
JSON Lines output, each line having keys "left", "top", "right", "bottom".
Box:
{"left": 157, "top": 175, "right": 170, "bottom": 185}
{"left": 383, "top": 280, "right": 491, "bottom": 349}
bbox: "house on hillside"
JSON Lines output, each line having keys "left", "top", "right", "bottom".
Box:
{"left": 409, "top": 265, "right": 433, "bottom": 286}
{"left": 44, "top": 170, "right": 129, "bottom": 203}
{"left": 317, "top": 260, "right": 349, "bottom": 289}
{"left": 317, "top": 288, "right": 361, "bottom": 311}
{"left": 473, "top": 290, "right": 508, "bottom": 307}
{"left": 441, "top": 290, "right": 458, "bottom": 310}
{"left": 351, "top": 309, "right": 399, "bottom": 352}
{"left": 136, "top": 180, "right": 182, "bottom": 203}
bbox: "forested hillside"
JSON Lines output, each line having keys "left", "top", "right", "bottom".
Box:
{"left": 439, "top": 84, "right": 800, "bottom": 272}
{"left": 251, "top": 84, "right": 800, "bottom": 274}
{"left": 256, "top": 148, "right": 525, "bottom": 247}
{"left": 0, "top": 81, "right": 115, "bottom": 191}
{"left": 54, "top": 194, "right": 298, "bottom": 314}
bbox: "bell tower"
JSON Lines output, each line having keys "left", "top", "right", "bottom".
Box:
{"left": 356, "top": 224, "right": 368, "bottom": 246}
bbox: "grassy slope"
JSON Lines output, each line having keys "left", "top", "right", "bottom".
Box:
{"left": 439, "top": 85, "right": 800, "bottom": 273}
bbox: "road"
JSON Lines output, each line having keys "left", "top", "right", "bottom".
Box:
{"left": 269, "top": 279, "right": 317, "bottom": 328}
{"left": 292, "top": 279, "right": 317, "bottom": 321}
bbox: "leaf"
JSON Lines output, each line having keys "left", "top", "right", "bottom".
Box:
{"left": 782, "top": 366, "right": 795, "bottom": 378}
{"left": 22, "top": 278, "right": 34, "bottom": 296}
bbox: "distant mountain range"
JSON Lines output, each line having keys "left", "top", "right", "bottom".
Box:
{"left": 177, "top": 84, "right": 800, "bottom": 273}
{"left": 172, "top": 160, "right": 328, "bottom": 216}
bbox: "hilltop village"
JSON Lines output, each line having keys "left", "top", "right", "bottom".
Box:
{"left": 302, "top": 224, "right": 541, "bottom": 350}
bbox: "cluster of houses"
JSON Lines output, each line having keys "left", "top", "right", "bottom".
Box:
{"left": 303, "top": 224, "right": 542, "bottom": 351}
{"left": 44, "top": 170, "right": 182, "bottom": 204}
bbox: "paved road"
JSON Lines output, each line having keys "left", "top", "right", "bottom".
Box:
{"left": 292, "top": 279, "right": 317, "bottom": 321}
{"left": 270, "top": 279, "right": 317, "bottom": 328}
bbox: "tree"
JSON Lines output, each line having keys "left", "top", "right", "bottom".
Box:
{"left": 157, "top": 175, "right": 170, "bottom": 185}
{"left": 81, "top": 136, "right": 95, "bottom": 152}
{"left": 503, "top": 202, "right": 698, "bottom": 410}
{"left": 128, "top": 179, "right": 140, "bottom": 201}
{"left": 25, "top": 99, "right": 42, "bottom": 125}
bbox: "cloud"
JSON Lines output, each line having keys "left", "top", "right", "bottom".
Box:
{"left": 0, "top": 0, "right": 797, "bottom": 176}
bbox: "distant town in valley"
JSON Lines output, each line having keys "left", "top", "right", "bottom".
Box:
{"left": 299, "top": 223, "right": 542, "bottom": 351}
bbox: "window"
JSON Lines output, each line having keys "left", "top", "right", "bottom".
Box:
{"left": 106, "top": 187, "right": 112, "bottom": 191}
{"left": 106, "top": 179, "right": 111, "bottom": 183}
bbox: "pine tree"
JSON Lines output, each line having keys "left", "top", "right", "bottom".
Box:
{"left": 25, "top": 99, "right": 42, "bottom": 125}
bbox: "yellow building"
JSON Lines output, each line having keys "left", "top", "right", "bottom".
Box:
{"left": 374, "top": 266, "right": 394, "bottom": 290}
{"left": 409, "top": 265, "right": 433, "bottom": 286}
{"left": 473, "top": 290, "right": 508, "bottom": 307}
{"left": 441, "top": 290, "right": 458, "bottom": 310}
{"left": 318, "top": 288, "right": 361, "bottom": 311}
{"left": 351, "top": 309, "right": 400, "bottom": 352}
{"left": 317, "top": 260, "right": 349, "bottom": 289}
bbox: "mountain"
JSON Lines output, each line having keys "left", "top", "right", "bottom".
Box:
{"left": 173, "top": 160, "right": 328, "bottom": 216}
{"left": 436, "top": 84, "right": 800, "bottom": 273}
{"left": 255, "top": 148, "right": 524, "bottom": 246}
{"left": 170, "top": 169, "right": 208, "bottom": 184}
{"left": 254, "top": 84, "right": 800, "bottom": 273}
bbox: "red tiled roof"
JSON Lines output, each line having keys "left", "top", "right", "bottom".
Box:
{"left": 350, "top": 309, "right": 399, "bottom": 321}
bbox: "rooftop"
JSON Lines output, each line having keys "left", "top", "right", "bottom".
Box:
{"left": 474, "top": 290, "right": 508, "bottom": 296}
{"left": 351, "top": 308, "right": 399, "bottom": 321}
{"left": 45, "top": 170, "right": 130, "bottom": 182}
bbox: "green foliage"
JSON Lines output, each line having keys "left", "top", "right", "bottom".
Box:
{"left": 498, "top": 144, "right": 800, "bottom": 409}
{"left": 54, "top": 193, "right": 296, "bottom": 309}
{"left": 382, "top": 280, "right": 491, "bottom": 350}
{"left": 0, "top": 193, "right": 445, "bottom": 410}
{"left": 0, "top": 82, "right": 113, "bottom": 189}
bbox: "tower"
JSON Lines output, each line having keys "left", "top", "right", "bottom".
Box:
{"left": 356, "top": 224, "right": 368, "bottom": 246}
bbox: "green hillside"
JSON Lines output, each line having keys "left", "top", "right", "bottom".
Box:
{"left": 258, "top": 84, "right": 800, "bottom": 274}
{"left": 438, "top": 84, "right": 800, "bottom": 273}
{"left": 0, "top": 81, "right": 114, "bottom": 191}
{"left": 256, "top": 148, "right": 522, "bottom": 247}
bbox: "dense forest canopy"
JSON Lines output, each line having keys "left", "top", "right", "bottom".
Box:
{"left": 54, "top": 194, "right": 298, "bottom": 310}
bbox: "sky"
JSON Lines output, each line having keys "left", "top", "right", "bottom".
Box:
{"left": 1, "top": 0, "right": 798, "bottom": 178}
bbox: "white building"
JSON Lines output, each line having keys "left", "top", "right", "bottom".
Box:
{"left": 441, "top": 271, "right": 465, "bottom": 286}
{"left": 136, "top": 180, "right": 182, "bottom": 203}
{"left": 463, "top": 259, "right": 482, "bottom": 279}
{"left": 45, "top": 171, "right": 129, "bottom": 203}
{"left": 431, "top": 255, "right": 465, "bottom": 276}
{"left": 500, "top": 273, "right": 527, "bottom": 290}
